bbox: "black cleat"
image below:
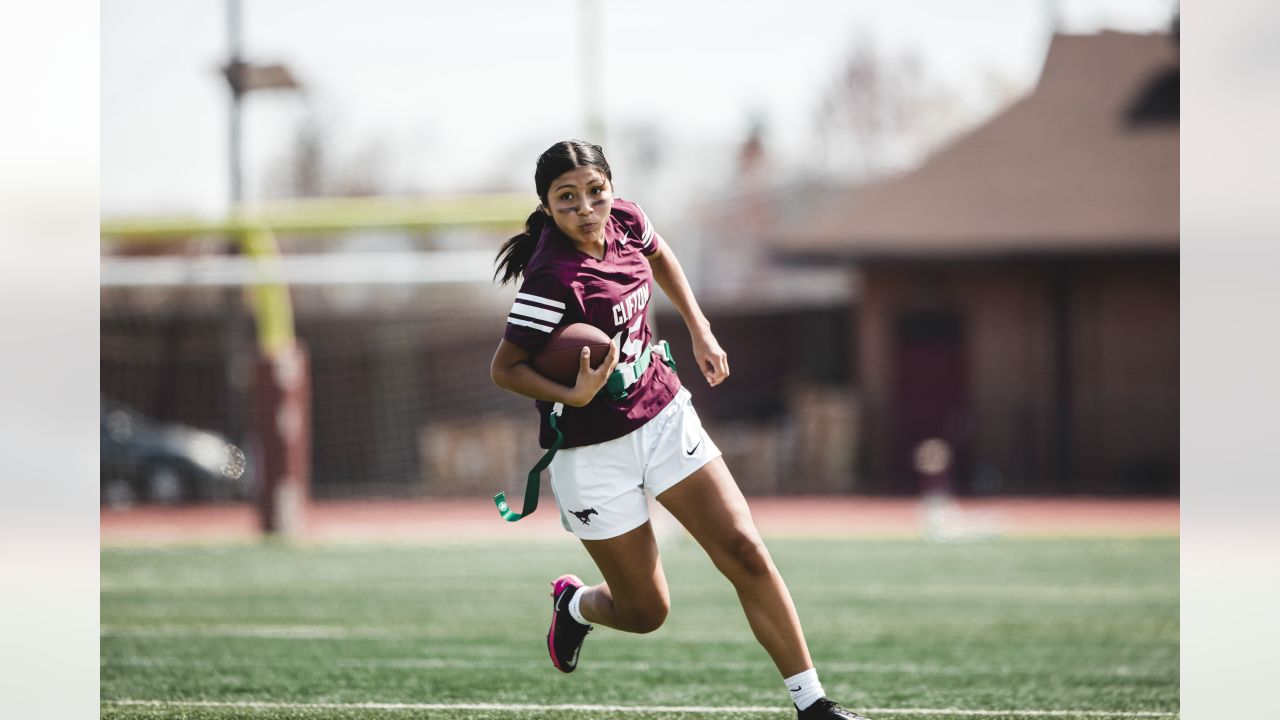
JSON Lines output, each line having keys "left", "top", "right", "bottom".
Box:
{"left": 547, "top": 574, "right": 592, "bottom": 673}
{"left": 797, "top": 698, "right": 872, "bottom": 720}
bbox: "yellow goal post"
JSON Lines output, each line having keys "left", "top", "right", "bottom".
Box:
{"left": 100, "top": 193, "right": 533, "bottom": 535}
{"left": 100, "top": 193, "right": 533, "bottom": 355}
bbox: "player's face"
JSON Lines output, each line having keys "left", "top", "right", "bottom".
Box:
{"left": 545, "top": 166, "right": 613, "bottom": 250}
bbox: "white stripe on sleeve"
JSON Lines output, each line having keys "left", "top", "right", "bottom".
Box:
{"left": 509, "top": 302, "right": 563, "bottom": 324}
{"left": 639, "top": 207, "right": 655, "bottom": 243}
{"left": 515, "top": 292, "right": 566, "bottom": 310}
{"left": 507, "top": 316, "right": 555, "bottom": 333}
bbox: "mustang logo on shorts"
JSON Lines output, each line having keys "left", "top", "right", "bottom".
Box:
{"left": 571, "top": 508, "right": 599, "bottom": 525}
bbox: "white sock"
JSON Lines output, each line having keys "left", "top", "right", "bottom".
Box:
{"left": 784, "top": 667, "right": 825, "bottom": 711}
{"left": 567, "top": 586, "right": 591, "bottom": 627}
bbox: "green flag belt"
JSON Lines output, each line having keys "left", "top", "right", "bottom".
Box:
{"left": 606, "top": 339, "right": 675, "bottom": 401}
{"left": 494, "top": 340, "right": 677, "bottom": 522}
{"left": 493, "top": 402, "right": 563, "bottom": 522}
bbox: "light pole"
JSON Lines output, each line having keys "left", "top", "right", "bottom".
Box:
{"left": 223, "top": 0, "right": 300, "bottom": 210}
{"left": 226, "top": 0, "right": 243, "bottom": 206}
{"left": 580, "top": 0, "right": 604, "bottom": 145}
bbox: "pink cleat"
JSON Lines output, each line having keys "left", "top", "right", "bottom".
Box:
{"left": 547, "top": 574, "right": 592, "bottom": 673}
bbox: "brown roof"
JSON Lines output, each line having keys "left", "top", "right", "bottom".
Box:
{"left": 779, "top": 32, "right": 1179, "bottom": 261}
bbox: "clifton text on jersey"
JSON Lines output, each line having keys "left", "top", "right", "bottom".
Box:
{"left": 611, "top": 284, "right": 650, "bottom": 327}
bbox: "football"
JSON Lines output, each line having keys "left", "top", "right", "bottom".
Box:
{"left": 529, "top": 323, "right": 614, "bottom": 386}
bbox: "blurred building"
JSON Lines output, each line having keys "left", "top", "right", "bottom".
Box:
{"left": 773, "top": 32, "right": 1179, "bottom": 495}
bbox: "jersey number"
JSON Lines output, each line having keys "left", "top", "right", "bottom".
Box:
{"left": 620, "top": 316, "right": 644, "bottom": 361}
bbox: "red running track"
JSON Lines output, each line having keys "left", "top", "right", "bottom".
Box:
{"left": 101, "top": 497, "right": 1178, "bottom": 544}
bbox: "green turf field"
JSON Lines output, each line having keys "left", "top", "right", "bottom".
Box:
{"left": 101, "top": 535, "right": 1178, "bottom": 719}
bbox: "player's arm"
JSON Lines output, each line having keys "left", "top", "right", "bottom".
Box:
{"left": 490, "top": 338, "right": 618, "bottom": 408}
{"left": 646, "top": 243, "right": 729, "bottom": 387}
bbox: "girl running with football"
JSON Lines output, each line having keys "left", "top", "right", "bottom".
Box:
{"left": 490, "top": 140, "right": 870, "bottom": 720}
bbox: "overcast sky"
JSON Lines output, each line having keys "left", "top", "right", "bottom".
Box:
{"left": 101, "top": 0, "right": 1178, "bottom": 218}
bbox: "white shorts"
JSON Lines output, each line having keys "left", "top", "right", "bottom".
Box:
{"left": 548, "top": 386, "right": 721, "bottom": 541}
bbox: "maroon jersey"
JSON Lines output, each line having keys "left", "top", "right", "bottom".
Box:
{"left": 503, "top": 198, "right": 680, "bottom": 449}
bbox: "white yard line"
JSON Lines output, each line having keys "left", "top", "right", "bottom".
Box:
{"left": 104, "top": 699, "right": 1178, "bottom": 718}
{"left": 100, "top": 624, "right": 406, "bottom": 639}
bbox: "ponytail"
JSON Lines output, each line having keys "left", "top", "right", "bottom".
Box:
{"left": 494, "top": 209, "right": 547, "bottom": 286}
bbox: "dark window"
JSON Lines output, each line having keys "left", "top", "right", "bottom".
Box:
{"left": 1128, "top": 68, "right": 1178, "bottom": 125}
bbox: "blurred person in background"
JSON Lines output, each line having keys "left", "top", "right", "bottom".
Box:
{"left": 490, "top": 140, "right": 870, "bottom": 720}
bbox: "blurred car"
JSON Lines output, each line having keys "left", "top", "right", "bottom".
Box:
{"left": 100, "top": 398, "right": 250, "bottom": 507}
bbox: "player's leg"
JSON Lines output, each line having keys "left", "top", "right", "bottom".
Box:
{"left": 577, "top": 520, "right": 670, "bottom": 633}
{"left": 645, "top": 389, "right": 870, "bottom": 718}
{"left": 546, "top": 520, "right": 668, "bottom": 673}
{"left": 641, "top": 389, "right": 812, "bottom": 675}
{"left": 657, "top": 462, "right": 869, "bottom": 718}
{"left": 655, "top": 457, "right": 812, "bottom": 675}
{"left": 545, "top": 434, "right": 669, "bottom": 673}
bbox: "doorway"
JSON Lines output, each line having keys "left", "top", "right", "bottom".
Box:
{"left": 890, "top": 309, "right": 970, "bottom": 494}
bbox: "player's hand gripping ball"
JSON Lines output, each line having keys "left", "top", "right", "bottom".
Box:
{"left": 529, "top": 323, "right": 614, "bottom": 386}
